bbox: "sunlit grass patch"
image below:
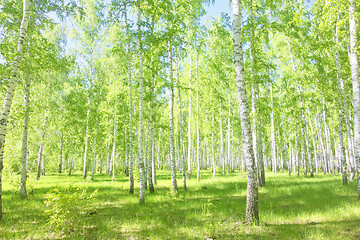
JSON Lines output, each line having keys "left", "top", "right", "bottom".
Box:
{"left": 0, "top": 169, "right": 359, "bottom": 239}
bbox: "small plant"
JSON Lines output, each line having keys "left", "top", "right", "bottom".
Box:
{"left": 203, "top": 199, "right": 219, "bottom": 239}
{"left": 44, "top": 185, "right": 98, "bottom": 235}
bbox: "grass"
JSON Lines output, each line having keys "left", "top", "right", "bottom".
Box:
{"left": 0, "top": 169, "right": 359, "bottom": 239}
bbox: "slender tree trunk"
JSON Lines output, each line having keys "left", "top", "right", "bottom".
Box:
{"left": 307, "top": 107, "right": 318, "bottom": 175}
{"left": 220, "top": 102, "right": 225, "bottom": 174}
{"left": 187, "top": 61, "right": 192, "bottom": 180}
{"left": 83, "top": 102, "right": 90, "bottom": 179}
{"left": 250, "top": 0, "right": 260, "bottom": 186}
{"left": 302, "top": 102, "right": 313, "bottom": 177}
{"left": 148, "top": 30, "right": 155, "bottom": 194}
{"left": 227, "top": 95, "right": 232, "bottom": 174}
{"left": 251, "top": 67, "right": 260, "bottom": 185}
{"left": 258, "top": 118, "right": 265, "bottom": 186}
{"left": 177, "top": 57, "right": 186, "bottom": 190}
{"left": 322, "top": 99, "right": 332, "bottom": 175}
{"left": 100, "top": 151, "right": 103, "bottom": 174}
{"left": 270, "top": 83, "right": 276, "bottom": 173}
{"left": 58, "top": 132, "right": 63, "bottom": 174}
{"left": 91, "top": 120, "right": 97, "bottom": 181}
{"left": 196, "top": 89, "right": 200, "bottom": 182}
{"left": 349, "top": 0, "right": 360, "bottom": 197}
{"left": 212, "top": 114, "right": 216, "bottom": 179}
{"left": 125, "top": 5, "right": 134, "bottom": 194}
{"left": 148, "top": 119, "right": 155, "bottom": 192}
{"left": 335, "top": 27, "right": 347, "bottom": 184}
{"left": 232, "top": 0, "right": 259, "bottom": 224}
{"left": 68, "top": 149, "right": 72, "bottom": 175}
{"left": 295, "top": 116, "right": 300, "bottom": 175}
{"left": 111, "top": 100, "right": 117, "bottom": 182}
{"left": 0, "top": 0, "right": 30, "bottom": 219}
{"left": 169, "top": 39, "right": 178, "bottom": 194}
{"left": 138, "top": 0, "right": 146, "bottom": 203}
{"left": 20, "top": 66, "right": 31, "bottom": 199}
{"left": 36, "top": 116, "right": 47, "bottom": 180}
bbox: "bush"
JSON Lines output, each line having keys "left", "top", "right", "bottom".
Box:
{"left": 44, "top": 185, "right": 98, "bottom": 235}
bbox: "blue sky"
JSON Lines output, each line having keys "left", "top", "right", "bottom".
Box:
{"left": 204, "top": 0, "right": 232, "bottom": 20}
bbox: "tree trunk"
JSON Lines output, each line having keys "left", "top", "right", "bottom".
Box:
{"left": 196, "top": 89, "right": 200, "bottom": 182}
{"left": 177, "top": 57, "right": 186, "bottom": 190}
{"left": 227, "top": 95, "right": 232, "bottom": 174}
{"left": 169, "top": 39, "right": 178, "bottom": 194}
{"left": 91, "top": 120, "right": 97, "bottom": 181}
{"left": 68, "top": 149, "right": 72, "bottom": 176}
{"left": 220, "top": 102, "right": 225, "bottom": 174}
{"left": 270, "top": 83, "right": 276, "bottom": 173}
{"left": 335, "top": 26, "right": 347, "bottom": 184}
{"left": 83, "top": 103, "right": 90, "bottom": 179}
{"left": 295, "top": 116, "right": 300, "bottom": 175}
{"left": 58, "top": 132, "right": 63, "bottom": 174}
{"left": 138, "top": 0, "right": 145, "bottom": 203}
{"left": 0, "top": 0, "right": 30, "bottom": 219}
{"left": 349, "top": 0, "right": 360, "bottom": 197}
{"left": 111, "top": 100, "right": 117, "bottom": 182}
{"left": 36, "top": 116, "right": 47, "bottom": 180}
{"left": 232, "top": 0, "right": 259, "bottom": 224}
{"left": 124, "top": 5, "right": 134, "bottom": 194}
{"left": 258, "top": 118, "right": 265, "bottom": 186}
{"left": 148, "top": 30, "right": 155, "bottom": 194}
{"left": 212, "top": 114, "right": 216, "bottom": 179}
{"left": 187, "top": 60, "right": 192, "bottom": 180}
{"left": 20, "top": 65, "right": 31, "bottom": 199}
{"left": 302, "top": 102, "right": 313, "bottom": 177}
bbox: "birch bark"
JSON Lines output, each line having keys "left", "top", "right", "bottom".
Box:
{"left": 349, "top": 0, "right": 360, "bottom": 197}
{"left": 0, "top": 0, "right": 30, "bottom": 219}
{"left": 232, "top": 0, "right": 259, "bottom": 224}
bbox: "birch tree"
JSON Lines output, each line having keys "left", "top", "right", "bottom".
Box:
{"left": 0, "top": 0, "right": 30, "bottom": 219}
{"left": 349, "top": 0, "right": 360, "bottom": 198}
{"left": 232, "top": 0, "right": 259, "bottom": 224}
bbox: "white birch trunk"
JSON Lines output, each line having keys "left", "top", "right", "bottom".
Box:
{"left": 20, "top": 66, "right": 31, "bottom": 199}
{"left": 112, "top": 100, "right": 117, "bottom": 182}
{"left": 349, "top": 0, "right": 360, "bottom": 197}
{"left": 124, "top": 5, "right": 134, "bottom": 194}
{"left": 91, "top": 120, "right": 97, "bottom": 181}
{"left": 212, "top": 114, "right": 216, "bottom": 179}
{"left": 196, "top": 89, "right": 200, "bottom": 182}
{"left": 83, "top": 103, "right": 90, "bottom": 179}
{"left": 335, "top": 26, "right": 348, "bottom": 183}
{"left": 169, "top": 39, "right": 178, "bottom": 193}
{"left": 232, "top": 0, "right": 259, "bottom": 224}
{"left": 177, "top": 57, "right": 186, "bottom": 190}
{"left": 36, "top": 116, "right": 47, "bottom": 180}
{"left": 187, "top": 58, "right": 192, "bottom": 179}
{"left": 148, "top": 31, "right": 155, "bottom": 193}
{"left": 58, "top": 132, "right": 63, "bottom": 174}
{"left": 0, "top": 0, "right": 30, "bottom": 219}
{"left": 138, "top": 0, "right": 145, "bottom": 203}
{"left": 227, "top": 95, "right": 231, "bottom": 174}
{"left": 220, "top": 102, "right": 225, "bottom": 174}
{"left": 270, "top": 83, "right": 276, "bottom": 173}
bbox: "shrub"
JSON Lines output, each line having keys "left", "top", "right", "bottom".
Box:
{"left": 44, "top": 185, "right": 98, "bottom": 235}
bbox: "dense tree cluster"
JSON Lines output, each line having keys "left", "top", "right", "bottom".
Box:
{"left": 0, "top": 0, "right": 359, "bottom": 224}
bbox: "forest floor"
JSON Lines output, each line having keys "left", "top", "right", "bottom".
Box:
{"left": 0, "top": 169, "right": 359, "bottom": 239}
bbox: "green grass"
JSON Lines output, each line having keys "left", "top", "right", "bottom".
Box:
{"left": 0, "top": 170, "right": 359, "bottom": 239}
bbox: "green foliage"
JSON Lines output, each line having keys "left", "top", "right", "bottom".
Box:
{"left": 44, "top": 185, "right": 98, "bottom": 235}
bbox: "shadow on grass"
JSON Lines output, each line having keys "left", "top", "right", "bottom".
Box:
{"left": 1, "top": 170, "right": 359, "bottom": 239}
